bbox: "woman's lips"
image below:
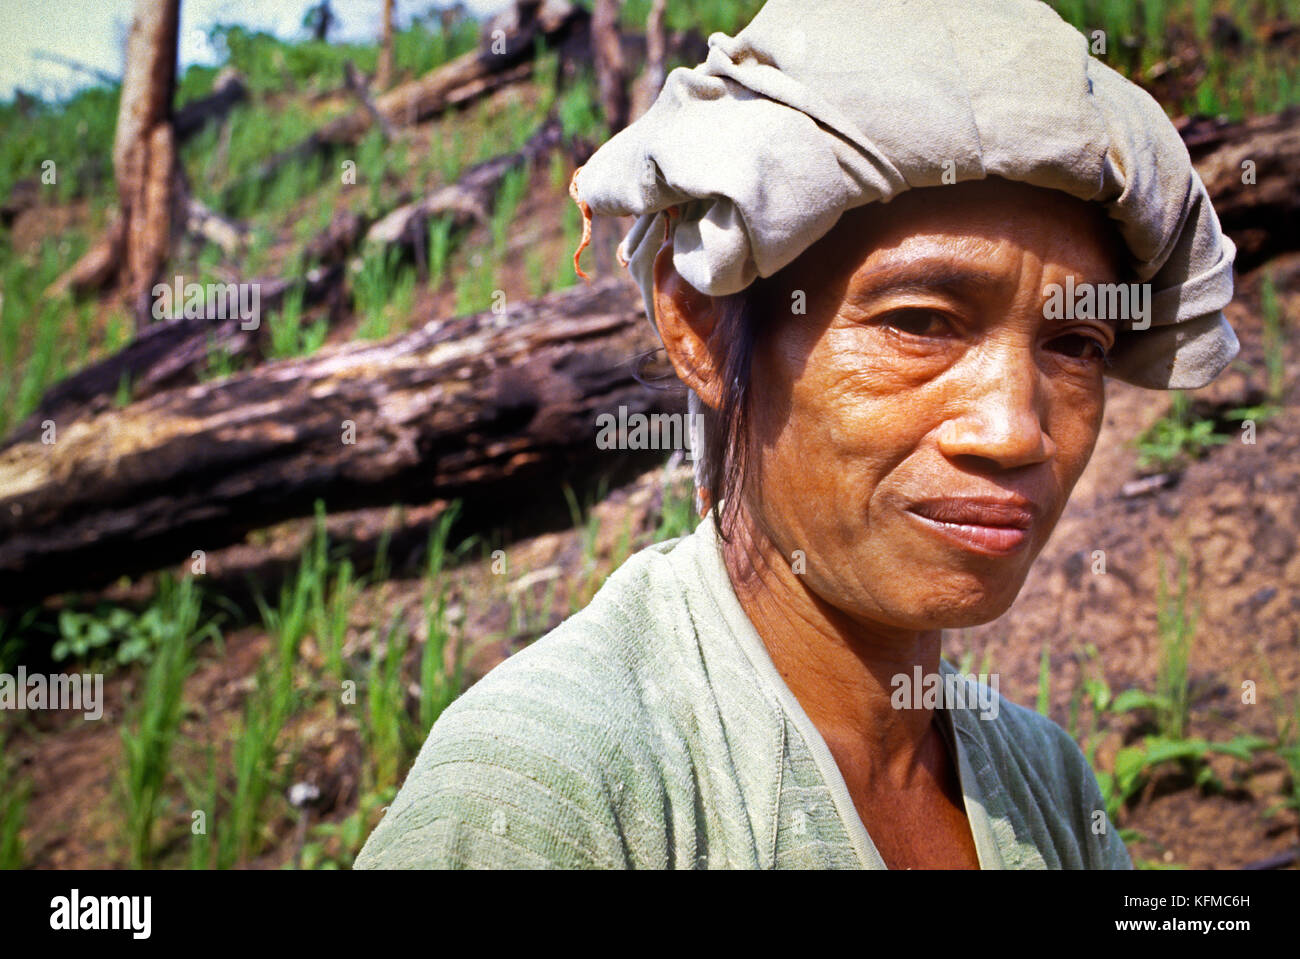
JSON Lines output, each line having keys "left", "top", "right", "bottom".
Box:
{"left": 904, "top": 498, "right": 1037, "bottom": 556}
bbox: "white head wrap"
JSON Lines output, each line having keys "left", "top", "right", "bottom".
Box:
{"left": 570, "top": 0, "right": 1239, "bottom": 498}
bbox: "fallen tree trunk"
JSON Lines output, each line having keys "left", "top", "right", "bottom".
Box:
{"left": 8, "top": 264, "right": 343, "bottom": 446}
{"left": 17, "top": 118, "right": 566, "bottom": 443}
{"left": 364, "top": 115, "right": 562, "bottom": 250}
{"left": 1188, "top": 107, "right": 1300, "bottom": 272}
{"left": 0, "top": 279, "right": 681, "bottom": 603}
{"left": 254, "top": 0, "right": 584, "bottom": 185}
{"left": 173, "top": 69, "right": 247, "bottom": 144}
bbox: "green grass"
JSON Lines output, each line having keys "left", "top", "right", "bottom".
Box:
{"left": 1154, "top": 553, "right": 1194, "bottom": 741}
{"left": 267, "top": 282, "right": 328, "bottom": 358}
{"left": 0, "top": 234, "right": 93, "bottom": 436}
{"left": 654, "top": 461, "right": 698, "bottom": 542}
{"left": 619, "top": 0, "right": 765, "bottom": 36}
{"left": 120, "top": 575, "right": 214, "bottom": 868}
{"left": 419, "top": 504, "right": 469, "bottom": 735}
{"left": 0, "top": 85, "right": 118, "bottom": 204}
{"left": 0, "top": 731, "right": 30, "bottom": 869}
{"left": 1133, "top": 391, "right": 1231, "bottom": 470}
{"left": 426, "top": 214, "right": 455, "bottom": 291}
{"left": 354, "top": 245, "right": 415, "bottom": 338}
{"left": 1259, "top": 270, "right": 1287, "bottom": 402}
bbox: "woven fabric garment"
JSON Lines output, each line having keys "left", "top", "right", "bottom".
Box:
{"left": 354, "top": 515, "right": 1132, "bottom": 869}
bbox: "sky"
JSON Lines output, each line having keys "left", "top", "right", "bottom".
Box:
{"left": 0, "top": 0, "right": 514, "bottom": 101}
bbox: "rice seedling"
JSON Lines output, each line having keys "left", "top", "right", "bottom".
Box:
{"left": 1154, "top": 552, "right": 1194, "bottom": 741}
{"left": 427, "top": 214, "right": 455, "bottom": 290}
{"left": 418, "top": 503, "right": 469, "bottom": 735}
{"left": 365, "top": 608, "right": 412, "bottom": 793}
{"left": 0, "top": 731, "right": 29, "bottom": 869}
{"left": 120, "top": 575, "right": 211, "bottom": 868}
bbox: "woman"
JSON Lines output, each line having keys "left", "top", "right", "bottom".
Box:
{"left": 355, "top": 0, "right": 1238, "bottom": 869}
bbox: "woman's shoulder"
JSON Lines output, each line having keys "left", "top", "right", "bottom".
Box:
{"left": 939, "top": 659, "right": 1132, "bottom": 868}
{"left": 354, "top": 532, "right": 700, "bottom": 869}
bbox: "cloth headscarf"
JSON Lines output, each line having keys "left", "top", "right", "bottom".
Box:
{"left": 569, "top": 0, "right": 1239, "bottom": 496}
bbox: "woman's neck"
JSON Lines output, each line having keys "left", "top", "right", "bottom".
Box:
{"left": 718, "top": 500, "right": 946, "bottom": 790}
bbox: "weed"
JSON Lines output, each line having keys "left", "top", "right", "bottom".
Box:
{"left": 0, "top": 732, "right": 29, "bottom": 869}
{"left": 1134, "top": 391, "right": 1230, "bottom": 470}
{"left": 120, "top": 575, "right": 212, "bottom": 868}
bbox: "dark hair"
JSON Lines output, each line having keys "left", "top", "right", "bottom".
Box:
{"left": 632, "top": 279, "right": 772, "bottom": 543}
{"left": 697, "top": 276, "right": 777, "bottom": 542}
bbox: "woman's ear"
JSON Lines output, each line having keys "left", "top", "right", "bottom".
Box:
{"left": 652, "top": 238, "right": 725, "bottom": 410}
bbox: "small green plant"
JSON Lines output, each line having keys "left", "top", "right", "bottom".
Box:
{"left": 354, "top": 247, "right": 413, "bottom": 339}
{"left": 427, "top": 215, "right": 455, "bottom": 290}
{"left": 1153, "top": 553, "right": 1194, "bottom": 741}
{"left": 203, "top": 335, "right": 241, "bottom": 380}
{"left": 365, "top": 609, "right": 413, "bottom": 793}
{"left": 654, "top": 460, "right": 698, "bottom": 542}
{"left": 563, "top": 480, "right": 613, "bottom": 611}
{"left": 1036, "top": 643, "right": 1053, "bottom": 717}
{"left": 418, "top": 503, "right": 469, "bottom": 735}
{"left": 1259, "top": 271, "right": 1286, "bottom": 402}
{"left": 1133, "top": 391, "right": 1230, "bottom": 470}
{"left": 0, "top": 732, "right": 29, "bottom": 869}
{"left": 299, "top": 786, "right": 396, "bottom": 869}
{"left": 268, "top": 283, "right": 327, "bottom": 358}
{"left": 120, "top": 575, "right": 213, "bottom": 868}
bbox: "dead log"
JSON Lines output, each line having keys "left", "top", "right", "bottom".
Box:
{"left": 18, "top": 120, "right": 565, "bottom": 442}
{"left": 173, "top": 68, "right": 247, "bottom": 144}
{"left": 8, "top": 264, "right": 344, "bottom": 446}
{"left": 344, "top": 61, "right": 396, "bottom": 142}
{"left": 1189, "top": 108, "right": 1300, "bottom": 272}
{"left": 364, "top": 115, "right": 562, "bottom": 251}
{"left": 254, "top": 0, "right": 584, "bottom": 185}
{"left": 631, "top": 0, "right": 667, "bottom": 120}
{"left": 0, "top": 279, "right": 681, "bottom": 603}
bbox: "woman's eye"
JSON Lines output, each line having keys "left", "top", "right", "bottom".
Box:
{"left": 879, "top": 309, "right": 950, "bottom": 337}
{"left": 1049, "top": 333, "right": 1109, "bottom": 361}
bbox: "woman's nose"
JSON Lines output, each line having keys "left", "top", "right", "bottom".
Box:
{"left": 935, "top": 347, "right": 1055, "bottom": 471}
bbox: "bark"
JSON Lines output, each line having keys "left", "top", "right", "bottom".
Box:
{"left": 631, "top": 0, "right": 667, "bottom": 120}
{"left": 376, "top": 0, "right": 396, "bottom": 92}
{"left": 113, "top": 0, "right": 183, "bottom": 333}
{"left": 591, "top": 0, "right": 629, "bottom": 133}
{"left": 1188, "top": 108, "right": 1300, "bottom": 272}
{"left": 0, "top": 279, "right": 679, "bottom": 603}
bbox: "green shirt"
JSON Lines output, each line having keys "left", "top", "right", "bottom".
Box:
{"left": 354, "top": 514, "right": 1132, "bottom": 869}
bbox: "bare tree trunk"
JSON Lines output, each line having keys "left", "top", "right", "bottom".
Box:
{"left": 592, "top": 0, "right": 628, "bottom": 134}
{"left": 308, "top": 0, "right": 334, "bottom": 42}
{"left": 113, "top": 0, "right": 182, "bottom": 333}
{"left": 631, "top": 0, "right": 666, "bottom": 120}
{"left": 376, "top": 0, "right": 396, "bottom": 91}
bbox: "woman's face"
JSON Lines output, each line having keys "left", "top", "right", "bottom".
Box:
{"left": 736, "top": 178, "right": 1125, "bottom": 631}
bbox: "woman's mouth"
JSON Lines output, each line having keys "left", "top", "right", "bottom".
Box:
{"left": 904, "top": 498, "right": 1036, "bottom": 556}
